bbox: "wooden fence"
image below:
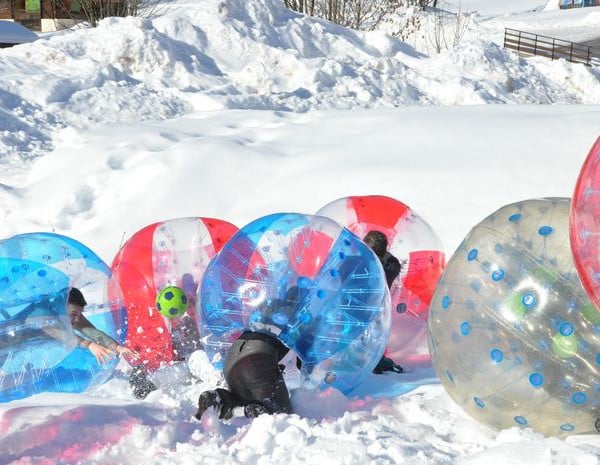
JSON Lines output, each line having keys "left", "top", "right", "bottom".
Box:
{"left": 504, "top": 28, "right": 600, "bottom": 67}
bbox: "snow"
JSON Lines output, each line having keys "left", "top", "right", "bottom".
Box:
{"left": 0, "top": 0, "right": 600, "bottom": 463}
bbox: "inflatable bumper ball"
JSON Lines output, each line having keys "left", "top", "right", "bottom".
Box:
{"left": 316, "top": 195, "right": 445, "bottom": 369}
{"left": 570, "top": 137, "right": 600, "bottom": 313}
{"left": 0, "top": 232, "right": 126, "bottom": 400}
{"left": 198, "top": 212, "right": 391, "bottom": 394}
{"left": 111, "top": 217, "right": 238, "bottom": 370}
{"left": 428, "top": 198, "right": 600, "bottom": 437}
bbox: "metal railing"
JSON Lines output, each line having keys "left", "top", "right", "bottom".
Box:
{"left": 504, "top": 28, "right": 600, "bottom": 67}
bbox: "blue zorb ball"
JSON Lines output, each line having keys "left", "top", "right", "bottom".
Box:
{"left": 157, "top": 286, "right": 188, "bottom": 319}
{"left": 0, "top": 232, "right": 127, "bottom": 402}
{"left": 197, "top": 212, "right": 391, "bottom": 394}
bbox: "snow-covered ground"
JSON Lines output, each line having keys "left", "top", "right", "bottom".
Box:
{"left": 0, "top": 0, "right": 600, "bottom": 463}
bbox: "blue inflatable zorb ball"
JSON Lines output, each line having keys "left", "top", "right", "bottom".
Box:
{"left": 197, "top": 213, "right": 391, "bottom": 394}
{"left": 0, "top": 259, "right": 73, "bottom": 401}
{"left": 0, "top": 232, "right": 127, "bottom": 401}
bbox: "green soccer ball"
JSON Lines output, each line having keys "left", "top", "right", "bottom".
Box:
{"left": 156, "top": 286, "right": 188, "bottom": 319}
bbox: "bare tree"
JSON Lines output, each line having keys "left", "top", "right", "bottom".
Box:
{"left": 427, "top": 6, "right": 470, "bottom": 53}
{"left": 394, "top": 0, "right": 434, "bottom": 11}
{"left": 46, "top": 0, "right": 165, "bottom": 28}
{"left": 285, "top": 0, "right": 405, "bottom": 31}
{"left": 283, "top": 0, "right": 316, "bottom": 15}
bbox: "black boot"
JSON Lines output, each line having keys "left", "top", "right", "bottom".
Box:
{"left": 195, "top": 390, "right": 220, "bottom": 420}
{"left": 195, "top": 388, "right": 242, "bottom": 421}
{"left": 215, "top": 388, "right": 242, "bottom": 420}
{"left": 128, "top": 366, "right": 157, "bottom": 399}
{"left": 244, "top": 402, "right": 271, "bottom": 419}
{"left": 373, "top": 355, "right": 403, "bottom": 374}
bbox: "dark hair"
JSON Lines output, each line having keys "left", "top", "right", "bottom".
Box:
{"left": 363, "top": 230, "right": 388, "bottom": 258}
{"left": 68, "top": 287, "right": 87, "bottom": 307}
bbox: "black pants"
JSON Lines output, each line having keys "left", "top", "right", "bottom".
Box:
{"left": 223, "top": 338, "right": 292, "bottom": 414}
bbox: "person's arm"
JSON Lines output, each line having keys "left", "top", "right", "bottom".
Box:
{"left": 75, "top": 314, "right": 139, "bottom": 362}
{"left": 382, "top": 252, "right": 402, "bottom": 288}
{"left": 77, "top": 336, "right": 116, "bottom": 365}
{"left": 79, "top": 325, "right": 119, "bottom": 351}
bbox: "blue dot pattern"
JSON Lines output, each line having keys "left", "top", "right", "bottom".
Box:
{"left": 441, "top": 295, "right": 451, "bottom": 309}
{"left": 490, "top": 349, "right": 503, "bottom": 363}
{"left": 473, "top": 397, "right": 485, "bottom": 408}
{"left": 529, "top": 373, "right": 544, "bottom": 387}
{"left": 460, "top": 322, "right": 471, "bottom": 336}
{"left": 491, "top": 269, "right": 505, "bottom": 281}
{"left": 559, "top": 322, "right": 574, "bottom": 336}
{"left": 396, "top": 303, "right": 407, "bottom": 313}
{"left": 467, "top": 249, "right": 478, "bottom": 261}
{"left": 522, "top": 292, "right": 537, "bottom": 308}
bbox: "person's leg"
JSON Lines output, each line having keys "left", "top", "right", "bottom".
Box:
{"left": 128, "top": 365, "right": 157, "bottom": 399}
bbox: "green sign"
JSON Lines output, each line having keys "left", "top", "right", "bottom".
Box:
{"left": 25, "top": 0, "right": 40, "bottom": 12}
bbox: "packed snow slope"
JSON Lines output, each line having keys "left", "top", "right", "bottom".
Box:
{"left": 0, "top": 0, "right": 599, "bottom": 163}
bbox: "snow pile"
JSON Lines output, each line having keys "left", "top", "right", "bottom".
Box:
{"left": 1, "top": 0, "right": 599, "bottom": 163}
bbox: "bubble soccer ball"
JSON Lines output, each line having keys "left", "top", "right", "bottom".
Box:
{"left": 111, "top": 217, "right": 238, "bottom": 370}
{"left": 428, "top": 198, "right": 600, "bottom": 437}
{"left": 570, "top": 137, "right": 600, "bottom": 313}
{"left": 0, "top": 232, "right": 126, "bottom": 401}
{"left": 316, "top": 195, "right": 445, "bottom": 369}
{"left": 157, "top": 286, "right": 188, "bottom": 319}
{"left": 197, "top": 212, "right": 391, "bottom": 394}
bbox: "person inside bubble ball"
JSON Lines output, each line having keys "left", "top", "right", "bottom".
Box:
{"left": 68, "top": 288, "right": 158, "bottom": 399}
{"left": 194, "top": 231, "right": 403, "bottom": 421}
{"left": 67, "top": 287, "right": 139, "bottom": 365}
{"left": 194, "top": 286, "right": 303, "bottom": 421}
{"left": 362, "top": 230, "right": 404, "bottom": 375}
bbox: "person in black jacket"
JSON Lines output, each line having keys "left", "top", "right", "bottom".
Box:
{"left": 362, "top": 230, "right": 404, "bottom": 374}
{"left": 194, "top": 331, "right": 293, "bottom": 420}
{"left": 363, "top": 230, "right": 402, "bottom": 289}
{"left": 195, "top": 330, "right": 293, "bottom": 420}
{"left": 195, "top": 287, "right": 301, "bottom": 421}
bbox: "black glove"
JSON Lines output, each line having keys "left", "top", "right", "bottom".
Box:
{"left": 373, "top": 355, "right": 403, "bottom": 374}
